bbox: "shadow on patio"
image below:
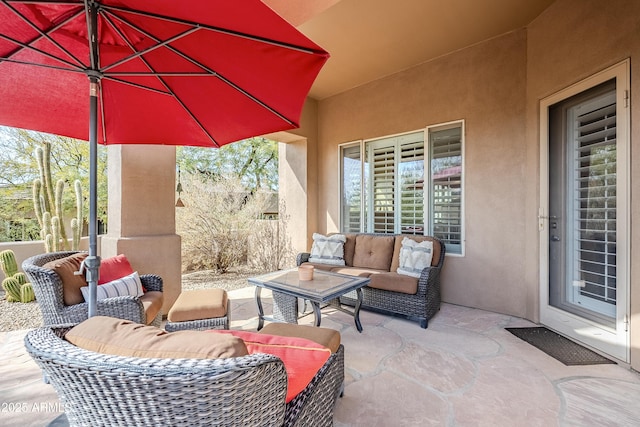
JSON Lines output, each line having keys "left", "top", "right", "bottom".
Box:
{"left": 2, "top": 286, "right": 640, "bottom": 427}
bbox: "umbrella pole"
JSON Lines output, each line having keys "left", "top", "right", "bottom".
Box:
{"left": 86, "top": 77, "right": 101, "bottom": 318}
{"left": 85, "top": 2, "right": 100, "bottom": 318}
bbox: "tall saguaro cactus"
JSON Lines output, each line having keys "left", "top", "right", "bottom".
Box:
{"left": 32, "top": 142, "right": 84, "bottom": 252}
{"left": 71, "top": 180, "right": 83, "bottom": 250}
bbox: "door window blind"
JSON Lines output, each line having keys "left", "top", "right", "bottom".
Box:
{"left": 570, "top": 95, "right": 617, "bottom": 311}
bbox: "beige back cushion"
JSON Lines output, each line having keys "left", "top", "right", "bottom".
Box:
{"left": 352, "top": 235, "right": 396, "bottom": 271}
{"left": 44, "top": 253, "right": 88, "bottom": 306}
{"left": 390, "top": 235, "right": 442, "bottom": 272}
{"left": 343, "top": 233, "right": 357, "bottom": 266}
{"left": 66, "top": 316, "right": 248, "bottom": 359}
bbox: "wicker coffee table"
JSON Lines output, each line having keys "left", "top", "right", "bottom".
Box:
{"left": 250, "top": 268, "right": 370, "bottom": 332}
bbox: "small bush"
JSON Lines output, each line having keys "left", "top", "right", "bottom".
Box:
{"left": 249, "top": 200, "right": 294, "bottom": 272}
{"left": 176, "top": 174, "right": 271, "bottom": 273}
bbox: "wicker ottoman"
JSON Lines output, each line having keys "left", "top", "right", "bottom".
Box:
{"left": 165, "top": 288, "right": 229, "bottom": 331}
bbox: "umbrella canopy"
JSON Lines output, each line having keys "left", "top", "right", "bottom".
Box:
{"left": 0, "top": 0, "right": 329, "bottom": 146}
{"left": 0, "top": 0, "right": 329, "bottom": 316}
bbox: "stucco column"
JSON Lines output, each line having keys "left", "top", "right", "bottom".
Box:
{"left": 271, "top": 97, "right": 319, "bottom": 254}
{"left": 101, "top": 145, "right": 181, "bottom": 316}
{"left": 279, "top": 139, "right": 314, "bottom": 254}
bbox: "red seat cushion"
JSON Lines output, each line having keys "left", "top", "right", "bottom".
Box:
{"left": 98, "top": 254, "right": 134, "bottom": 285}
{"left": 212, "top": 330, "right": 331, "bottom": 403}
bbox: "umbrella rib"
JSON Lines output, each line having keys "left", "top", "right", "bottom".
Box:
{"left": 1, "top": 1, "right": 85, "bottom": 67}
{"left": 102, "top": 4, "right": 323, "bottom": 55}
{"left": 101, "top": 12, "right": 220, "bottom": 147}
{"left": 103, "top": 10, "right": 297, "bottom": 127}
{"left": 108, "top": 72, "right": 209, "bottom": 77}
{"left": 100, "top": 27, "right": 199, "bottom": 73}
{"left": 97, "top": 80, "right": 106, "bottom": 143}
{"left": 6, "top": 1, "right": 83, "bottom": 4}
{"left": 0, "top": 56, "right": 87, "bottom": 73}
{"left": 0, "top": 34, "right": 75, "bottom": 67}
{"left": 102, "top": 74, "right": 220, "bottom": 147}
{"left": 100, "top": 13, "right": 180, "bottom": 94}
{"left": 101, "top": 75, "right": 170, "bottom": 96}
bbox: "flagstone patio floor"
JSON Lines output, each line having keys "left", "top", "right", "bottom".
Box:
{"left": 2, "top": 286, "right": 640, "bottom": 426}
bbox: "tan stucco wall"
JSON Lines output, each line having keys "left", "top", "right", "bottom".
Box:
{"left": 314, "top": 0, "right": 640, "bottom": 368}
{"left": 526, "top": 0, "right": 640, "bottom": 368}
{"left": 317, "top": 29, "right": 530, "bottom": 317}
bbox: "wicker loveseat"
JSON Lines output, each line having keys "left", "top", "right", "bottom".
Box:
{"left": 298, "top": 233, "right": 446, "bottom": 328}
{"left": 24, "top": 322, "right": 345, "bottom": 427}
{"left": 22, "top": 251, "right": 163, "bottom": 327}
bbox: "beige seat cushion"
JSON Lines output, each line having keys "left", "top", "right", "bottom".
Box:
{"left": 66, "top": 316, "right": 247, "bottom": 359}
{"left": 258, "top": 323, "right": 341, "bottom": 353}
{"left": 140, "top": 291, "right": 164, "bottom": 324}
{"left": 44, "top": 253, "right": 88, "bottom": 306}
{"left": 329, "top": 266, "right": 386, "bottom": 277}
{"left": 390, "top": 235, "right": 441, "bottom": 272}
{"left": 352, "top": 234, "right": 395, "bottom": 271}
{"left": 368, "top": 272, "right": 418, "bottom": 295}
{"left": 168, "top": 289, "right": 227, "bottom": 322}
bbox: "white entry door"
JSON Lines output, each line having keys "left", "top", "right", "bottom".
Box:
{"left": 539, "top": 61, "right": 630, "bottom": 362}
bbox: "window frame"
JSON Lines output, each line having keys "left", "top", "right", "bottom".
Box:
{"left": 338, "top": 120, "right": 465, "bottom": 256}
{"left": 427, "top": 120, "right": 465, "bottom": 256}
{"left": 364, "top": 130, "right": 424, "bottom": 235}
{"left": 338, "top": 140, "right": 364, "bottom": 233}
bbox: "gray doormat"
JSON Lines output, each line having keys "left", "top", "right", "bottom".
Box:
{"left": 506, "top": 327, "right": 615, "bottom": 366}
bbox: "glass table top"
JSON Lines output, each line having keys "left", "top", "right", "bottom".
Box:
{"left": 249, "top": 268, "right": 369, "bottom": 302}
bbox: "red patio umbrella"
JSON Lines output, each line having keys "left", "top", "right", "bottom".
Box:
{"left": 0, "top": 0, "right": 329, "bottom": 316}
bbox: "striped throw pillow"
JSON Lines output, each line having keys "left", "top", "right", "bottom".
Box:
{"left": 80, "top": 271, "right": 144, "bottom": 301}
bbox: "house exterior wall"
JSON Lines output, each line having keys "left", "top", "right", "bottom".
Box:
{"left": 526, "top": 0, "right": 640, "bottom": 367}
{"left": 313, "top": 0, "right": 640, "bottom": 368}
{"left": 316, "top": 29, "right": 530, "bottom": 318}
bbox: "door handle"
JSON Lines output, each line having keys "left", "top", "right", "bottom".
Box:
{"left": 551, "top": 235, "right": 561, "bottom": 242}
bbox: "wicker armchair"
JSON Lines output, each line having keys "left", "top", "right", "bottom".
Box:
{"left": 22, "top": 251, "right": 163, "bottom": 327}
{"left": 24, "top": 326, "right": 345, "bottom": 427}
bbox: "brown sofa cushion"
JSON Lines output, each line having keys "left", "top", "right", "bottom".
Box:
{"left": 168, "top": 288, "right": 227, "bottom": 322}
{"left": 390, "top": 235, "right": 441, "bottom": 272}
{"left": 140, "top": 291, "right": 164, "bottom": 324}
{"left": 368, "top": 272, "right": 418, "bottom": 295}
{"left": 66, "top": 316, "right": 248, "bottom": 359}
{"left": 44, "top": 253, "right": 88, "bottom": 306}
{"left": 352, "top": 234, "right": 395, "bottom": 271}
